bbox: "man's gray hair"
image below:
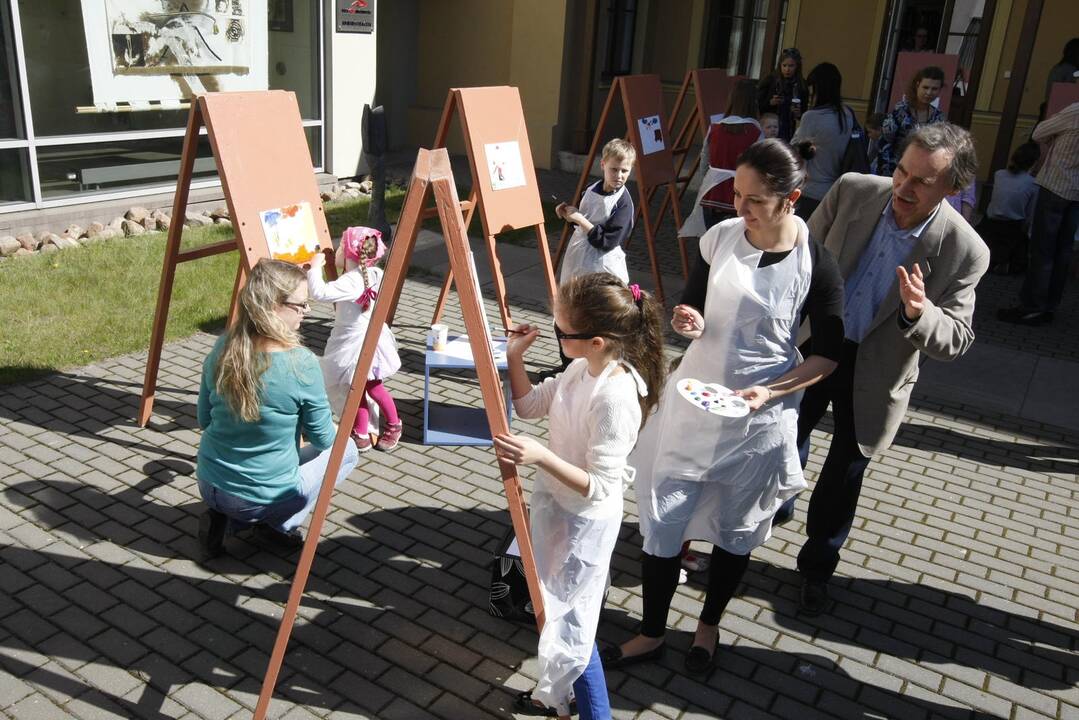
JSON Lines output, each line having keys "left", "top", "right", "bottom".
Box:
{"left": 902, "top": 123, "right": 978, "bottom": 191}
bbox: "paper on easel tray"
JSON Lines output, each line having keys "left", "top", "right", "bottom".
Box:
{"left": 438, "top": 336, "right": 507, "bottom": 363}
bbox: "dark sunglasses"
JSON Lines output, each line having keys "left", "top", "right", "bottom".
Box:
{"left": 553, "top": 322, "right": 598, "bottom": 342}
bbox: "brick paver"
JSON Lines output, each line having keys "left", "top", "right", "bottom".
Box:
{"left": 1, "top": 166, "right": 1077, "bottom": 719}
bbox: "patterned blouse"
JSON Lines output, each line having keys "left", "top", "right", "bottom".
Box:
{"left": 872, "top": 97, "right": 945, "bottom": 176}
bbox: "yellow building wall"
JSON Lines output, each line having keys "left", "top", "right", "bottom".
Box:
{"left": 1023, "top": 0, "right": 1079, "bottom": 116}
{"left": 408, "top": 0, "right": 566, "bottom": 168}
{"left": 786, "top": 0, "right": 887, "bottom": 104}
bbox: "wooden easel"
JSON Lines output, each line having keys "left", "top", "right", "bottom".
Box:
{"left": 665, "top": 69, "right": 742, "bottom": 208}
{"left": 253, "top": 148, "right": 546, "bottom": 718}
{"left": 137, "top": 90, "right": 337, "bottom": 427}
{"left": 553, "top": 74, "right": 685, "bottom": 301}
{"left": 390, "top": 86, "right": 557, "bottom": 332}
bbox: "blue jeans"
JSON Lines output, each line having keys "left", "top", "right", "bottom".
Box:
{"left": 197, "top": 441, "right": 359, "bottom": 534}
{"left": 572, "top": 644, "right": 610, "bottom": 720}
{"left": 1019, "top": 187, "right": 1079, "bottom": 312}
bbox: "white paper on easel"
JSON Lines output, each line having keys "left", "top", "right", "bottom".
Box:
{"left": 484, "top": 141, "right": 527, "bottom": 191}
{"left": 637, "top": 115, "right": 665, "bottom": 155}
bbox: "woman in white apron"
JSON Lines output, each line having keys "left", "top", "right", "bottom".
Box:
{"left": 558, "top": 139, "right": 637, "bottom": 286}
{"left": 493, "top": 274, "right": 667, "bottom": 719}
{"left": 602, "top": 140, "right": 845, "bottom": 675}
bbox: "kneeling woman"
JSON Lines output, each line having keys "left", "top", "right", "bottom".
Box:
{"left": 196, "top": 259, "right": 359, "bottom": 560}
{"left": 603, "top": 140, "right": 844, "bottom": 673}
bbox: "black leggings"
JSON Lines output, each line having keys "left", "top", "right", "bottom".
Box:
{"left": 640, "top": 547, "right": 751, "bottom": 638}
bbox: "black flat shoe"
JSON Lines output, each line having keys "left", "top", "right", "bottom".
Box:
{"left": 800, "top": 579, "right": 830, "bottom": 616}
{"left": 684, "top": 643, "right": 716, "bottom": 675}
{"left": 512, "top": 690, "right": 576, "bottom": 717}
{"left": 599, "top": 642, "right": 665, "bottom": 669}
{"left": 197, "top": 509, "right": 226, "bottom": 562}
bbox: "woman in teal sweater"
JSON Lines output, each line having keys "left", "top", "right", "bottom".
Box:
{"left": 196, "top": 259, "right": 358, "bottom": 561}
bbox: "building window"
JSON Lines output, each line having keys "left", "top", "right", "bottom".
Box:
{"left": 602, "top": 0, "right": 637, "bottom": 80}
{"left": 703, "top": 0, "right": 777, "bottom": 78}
{"left": 4, "top": 0, "right": 323, "bottom": 210}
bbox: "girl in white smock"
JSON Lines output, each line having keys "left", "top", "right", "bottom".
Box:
{"left": 307, "top": 226, "right": 404, "bottom": 452}
{"left": 494, "top": 273, "right": 667, "bottom": 720}
{"left": 558, "top": 139, "right": 637, "bottom": 285}
{"left": 602, "top": 140, "right": 844, "bottom": 676}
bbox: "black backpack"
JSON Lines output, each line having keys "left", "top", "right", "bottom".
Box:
{"left": 838, "top": 106, "right": 871, "bottom": 175}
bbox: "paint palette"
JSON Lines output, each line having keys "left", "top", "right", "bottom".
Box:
{"left": 676, "top": 378, "right": 750, "bottom": 418}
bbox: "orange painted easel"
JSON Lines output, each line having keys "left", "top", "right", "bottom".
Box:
{"left": 553, "top": 74, "right": 684, "bottom": 301}
{"left": 252, "top": 148, "right": 547, "bottom": 718}
{"left": 665, "top": 69, "right": 742, "bottom": 208}
{"left": 137, "top": 91, "right": 337, "bottom": 427}
{"left": 391, "top": 86, "right": 557, "bottom": 332}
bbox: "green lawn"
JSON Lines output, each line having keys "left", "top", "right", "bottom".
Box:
{"left": 0, "top": 186, "right": 563, "bottom": 386}
{"left": 0, "top": 191, "right": 405, "bottom": 385}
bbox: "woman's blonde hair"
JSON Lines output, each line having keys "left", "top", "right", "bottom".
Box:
{"left": 215, "top": 259, "right": 307, "bottom": 422}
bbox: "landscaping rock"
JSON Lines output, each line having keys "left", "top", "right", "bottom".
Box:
{"left": 358, "top": 179, "right": 373, "bottom": 194}
{"left": 141, "top": 217, "right": 156, "bottom": 231}
{"left": 16, "top": 233, "right": 39, "bottom": 251}
{"left": 345, "top": 181, "right": 361, "bottom": 190}
{"left": 125, "top": 206, "right": 151, "bottom": 223}
{"left": 0, "top": 236, "right": 20, "bottom": 257}
{"left": 37, "top": 230, "right": 52, "bottom": 244}
{"left": 40, "top": 243, "right": 58, "bottom": 254}
{"left": 184, "top": 213, "right": 214, "bottom": 227}
{"left": 109, "top": 216, "right": 126, "bottom": 231}
{"left": 321, "top": 191, "right": 334, "bottom": 202}
{"left": 62, "top": 224, "right": 84, "bottom": 240}
{"left": 122, "top": 219, "right": 146, "bottom": 236}
{"left": 209, "top": 206, "right": 230, "bottom": 220}
{"left": 156, "top": 216, "right": 171, "bottom": 231}
{"left": 214, "top": 218, "right": 232, "bottom": 228}
{"left": 14, "top": 247, "right": 33, "bottom": 258}
{"left": 50, "top": 234, "right": 80, "bottom": 250}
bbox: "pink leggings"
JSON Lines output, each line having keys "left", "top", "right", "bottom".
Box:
{"left": 353, "top": 379, "right": 400, "bottom": 435}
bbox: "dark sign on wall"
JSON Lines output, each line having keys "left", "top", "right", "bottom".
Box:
{"left": 336, "top": 0, "right": 374, "bottom": 34}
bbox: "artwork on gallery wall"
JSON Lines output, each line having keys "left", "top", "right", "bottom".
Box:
{"left": 80, "top": 0, "right": 268, "bottom": 106}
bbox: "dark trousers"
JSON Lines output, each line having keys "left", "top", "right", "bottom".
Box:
{"left": 793, "top": 340, "right": 872, "bottom": 582}
{"left": 639, "top": 547, "right": 751, "bottom": 637}
{"left": 1019, "top": 188, "right": 1079, "bottom": 312}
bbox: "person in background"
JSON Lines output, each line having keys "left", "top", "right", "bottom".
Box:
{"left": 791, "top": 62, "right": 856, "bottom": 220}
{"left": 998, "top": 102, "right": 1079, "bottom": 326}
{"left": 978, "top": 141, "right": 1040, "bottom": 274}
{"left": 694, "top": 79, "right": 764, "bottom": 228}
{"left": 758, "top": 48, "right": 808, "bottom": 142}
{"left": 1044, "top": 38, "right": 1079, "bottom": 110}
{"left": 760, "top": 112, "right": 780, "bottom": 140}
{"left": 873, "top": 66, "right": 946, "bottom": 176}
{"left": 946, "top": 181, "right": 977, "bottom": 222}
{"left": 865, "top": 112, "right": 886, "bottom": 168}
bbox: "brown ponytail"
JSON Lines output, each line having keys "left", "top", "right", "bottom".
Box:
{"left": 559, "top": 273, "right": 666, "bottom": 426}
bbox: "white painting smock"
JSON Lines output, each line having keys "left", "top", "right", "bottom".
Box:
{"left": 633, "top": 216, "right": 811, "bottom": 556}
{"left": 559, "top": 181, "right": 630, "bottom": 284}
{"left": 515, "top": 359, "right": 645, "bottom": 714}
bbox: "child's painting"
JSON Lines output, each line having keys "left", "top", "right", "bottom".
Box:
{"left": 637, "top": 115, "right": 665, "bottom": 155}
{"left": 484, "top": 141, "right": 527, "bottom": 191}
{"left": 259, "top": 201, "right": 319, "bottom": 264}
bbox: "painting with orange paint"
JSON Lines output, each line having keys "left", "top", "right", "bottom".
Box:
{"left": 259, "top": 201, "right": 320, "bottom": 264}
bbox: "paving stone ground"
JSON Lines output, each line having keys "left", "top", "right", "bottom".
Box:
{"left": 1, "top": 166, "right": 1077, "bottom": 719}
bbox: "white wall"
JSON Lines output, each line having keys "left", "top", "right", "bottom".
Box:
{"left": 326, "top": 4, "right": 378, "bottom": 178}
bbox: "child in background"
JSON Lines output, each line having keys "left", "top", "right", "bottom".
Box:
{"left": 496, "top": 273, "right": 666, "bottom": 720}
{"left": 978, "top": 141, "right": 1041, "bottom": 274}
{"left": 557, "top": 139, "right": 637, "bottom": 285}
{"left": 760, "top": 112, "right": 780, "bottom": 139}
{"left": 308, "top": 227, "right": 403, "bottom": 452}
{"left": 865, "top": 112, "right": 885, "bottom": 168}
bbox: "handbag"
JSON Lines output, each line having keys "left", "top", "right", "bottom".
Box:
{"left": 838, "top": 106, "right": 871, "bottom": 175}
{"left": 488, "top": 529, "right": 535, "bottom": 621}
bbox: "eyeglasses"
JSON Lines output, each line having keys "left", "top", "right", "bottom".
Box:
{"left": 282, "top": 300, "right": 310, "bottom": 313}
{"left": 553, "top": 323, "right": 598, "bottom": 341}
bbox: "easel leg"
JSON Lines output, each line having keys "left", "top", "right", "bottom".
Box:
{"left": 668, "top": 181, "right": 690, "bottom": 279}
{"left": 482, "top": 233, "right": 512, "bottom": 330}
{"left": 432, "top": 189, "right": 481, "bottom": 325}
{"left": 227, "top": 262, "right": 246, "bottom": 328}
{"left": 638, "top": 187, "right": 665, "bottom": 304}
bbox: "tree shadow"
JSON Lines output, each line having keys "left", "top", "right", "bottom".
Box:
{"left": 891, "top": 419, "right": 1079, "bottom": 474}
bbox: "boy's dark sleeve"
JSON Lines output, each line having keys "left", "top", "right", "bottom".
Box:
{"left": 679, "top": 244, "right": 711, "bottom": 312}
{"left": 586, "top": 192, "right": 634, "bottom": 252}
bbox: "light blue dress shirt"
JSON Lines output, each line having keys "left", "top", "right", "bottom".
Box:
{"left": 843, "top": 203, "right": 937, "bottom": 342}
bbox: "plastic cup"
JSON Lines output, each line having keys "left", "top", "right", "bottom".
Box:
{"left": 430, "top": 324, "right": 448, "bottom": 351}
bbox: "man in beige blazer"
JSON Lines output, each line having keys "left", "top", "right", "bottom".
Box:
{"left": 782, "top": 123, "right": 990, "bottom": 614}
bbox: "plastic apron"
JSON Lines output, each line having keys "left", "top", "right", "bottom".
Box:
{"left": 633, "top": 217, "right": 812, "bottom": 556}
{"left": 559, "top": 182, "right": 629, "bottom": 284}
{"left": 531, "top": 359, "right": 646, "bottom": 714}
{"left": 679, "top": 117, "right": 763, "bottom": 238}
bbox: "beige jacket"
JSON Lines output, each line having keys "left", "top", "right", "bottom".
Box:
{"left": 806, "top": 173, "right": 990, "bottom": 457}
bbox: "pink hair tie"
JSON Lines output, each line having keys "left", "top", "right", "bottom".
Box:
{"left": 629, "top": 283, "right": 642, "bottom": 302}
